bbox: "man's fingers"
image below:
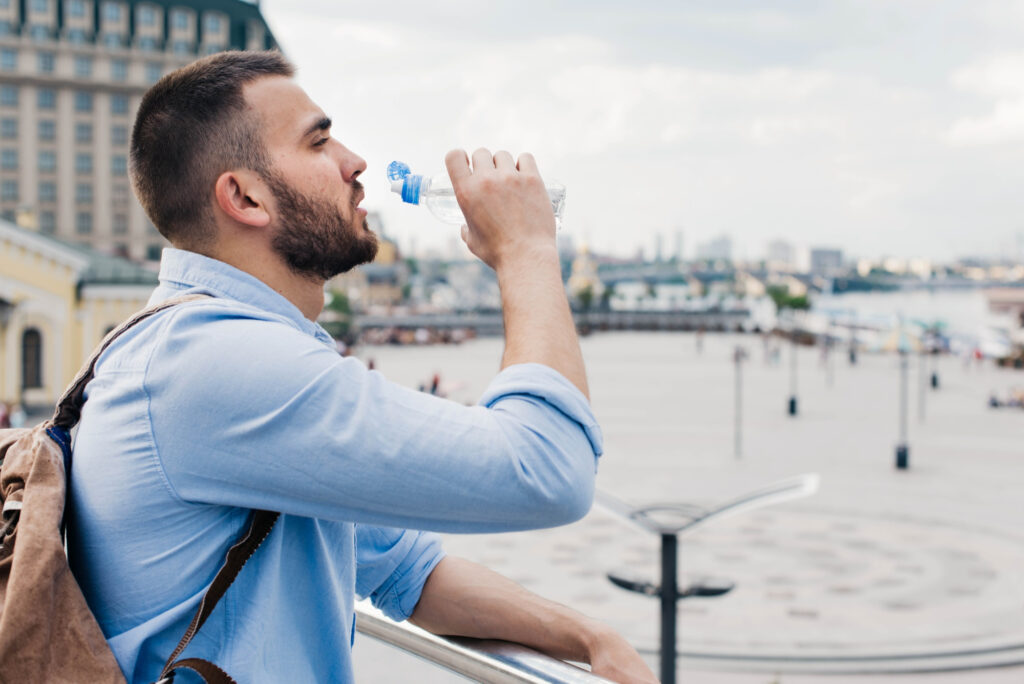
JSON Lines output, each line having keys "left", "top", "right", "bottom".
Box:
{"left": 445, "top": 149, "right": 471, "bottom": 185}
{"left": 472, "top": 148, "right": 494, "bottom": 173}
{"left": 516, "top": 152, "right": 539, "bottom": 175}
{"left": 493, "top": 150, "right": 515, "bottom": 171}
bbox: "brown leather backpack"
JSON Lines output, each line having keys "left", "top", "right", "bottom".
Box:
{"left": 0, "top": 295, "right": 277, "bottom": 683}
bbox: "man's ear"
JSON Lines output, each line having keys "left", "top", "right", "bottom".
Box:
{"left": 214, "top": 170, "right": 271, "bottom": 229}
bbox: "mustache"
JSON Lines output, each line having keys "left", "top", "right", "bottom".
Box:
{"left": 350, "top": 179, "right": 364, "bottom": 208}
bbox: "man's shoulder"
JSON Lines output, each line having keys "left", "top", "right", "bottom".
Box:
{"left": 99, "top": 296, "right": 310, "bottom": 371}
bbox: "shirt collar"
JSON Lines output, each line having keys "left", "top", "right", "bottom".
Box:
{"left": 155, "top": 248, "right": 335, "bottom": 345}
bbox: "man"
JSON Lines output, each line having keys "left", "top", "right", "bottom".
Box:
{"left": 69, "top": 51, "right": 656, "bottom": 683}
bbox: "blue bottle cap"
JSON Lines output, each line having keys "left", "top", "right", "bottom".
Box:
{"left": 387, "top": 160, "right": 411, "bottom": 182}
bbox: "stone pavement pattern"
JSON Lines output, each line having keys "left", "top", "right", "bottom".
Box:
{"left": 352, "top": 331, "right": 1024, "bottom": 681}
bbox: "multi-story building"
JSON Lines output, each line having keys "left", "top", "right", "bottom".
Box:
{"left": 0, "top": 0, "right": 277, "bottom": 262}
{"left": 809, "top": 247, "right": 844, "bottom": 275}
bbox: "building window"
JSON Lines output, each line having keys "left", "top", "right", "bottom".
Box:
{"left": 110, "top": 59, "right": 127, "bottom": 82}
{"left": 138, "top": 36, "right": 158, "bottom": 52}
{"left": 74, "top": 91, "right": 93, "bottom": 112}
{"left": 29, "top": 25, "right": 50, "bottom": 41}
{"left": 39, "top": 210, "right": 55, "bottom": 234}
{"left": 102, "top": 33, "right": 122, "bottom": 49}
{"left": 76, "top": 211, "right": 92, "bottom": 234}
{"left": 74, "top": 56, "right": 92, "bottom": 78}
{"left": 0, "top": 85, "right": 18, "bottom": 107}
{"left": 138, "top": 5, "right": 156, "bottom": 26}
{"left": 0, "top": 149, "right": 16, "bottom": 170}
{"left": 111, "top": 125, "right": 127, "bottom": 145}
{"left": 1, "top": 179, "right": 18, "bottom": 201}
{"left": 146, "top": 244, "right": 162, "bottom": 261}
{"left": 145, "top": 62, "right": 161, "bottom": 83}
{"left": 172, "top": 40, "right": 191, "bottom": 55}
{"left": 38, "top": 150, "right": 56, "bottom": 173}
{"left": 67, "top": 28, "right": 87, "bottom": 44}
{"left": 203, "top": 44, "right": 223, "bottom": 56}
{"left": 37, "top": 51, "right": 54, "bottom": 73}
{"left": 0, "top": 118, "right": 15, "bottom": 139}
{"left": 111, "top": 93, "right": 128, "bottom": 115}
{"left": 0, "top": 48, "right": 16, "bottom": 71}
{"left": 112, "top": 183, "right": 129, "bottom": 205}
{"left": 103, "top": 1, "right": 122, "bottom": 22}
{"left": 111, "top": 155, "right": 127, "bottom": 176}
{"left": 172, "top": 10, "right": 189, "bottom": 30}
{"left": 67, "top": 0, "right": 85, "bottom": 18}
{"left": 75, "top": 122, "right": 92, "bottom": 143}
{"left": 0, "top": 23, "right": 12, "bottom": 38}
{"left": 22, "top": 329, "right": 42, "bottom": 389}
{"left": 204, "top": 13, "right": 222, "bottom": 33}
{"left": 31, "top": 0, "right": 48, "bottom": 12}
{"left": 38, "top": 181, "right": 56, "bottom": 203}
{"left": 75, "top": 182, "right": 92, "bottom": 203}
{"left": 37, "top": 119, "right": 55, "bottom": 141}
{"left": 75, "top": 152, "right": 92, "bottom": 173}
{"left": 37, "top": 88, "right": 55, "bottom": 109}
{"left": 113, "top": 213, "right": 128, "bottom": 234}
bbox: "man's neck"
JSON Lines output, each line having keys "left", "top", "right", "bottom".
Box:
{"left": 205, "top": 243, "right": 325, "bottom": 321}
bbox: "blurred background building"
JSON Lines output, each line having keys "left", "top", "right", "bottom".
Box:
{"left": 0, "top": 0, "right": 276, "bottom": 261}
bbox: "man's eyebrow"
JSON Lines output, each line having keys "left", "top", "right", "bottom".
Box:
{"left": 302, "top": 116, "right": 332, "bottom": 139}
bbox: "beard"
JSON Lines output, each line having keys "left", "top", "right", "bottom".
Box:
{"left": 266, "top": 172, "right": 378, "bottom": 281}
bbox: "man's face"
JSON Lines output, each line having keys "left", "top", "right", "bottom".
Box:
{"left": 243, "top": 76, "right": 378, "bottom": 280}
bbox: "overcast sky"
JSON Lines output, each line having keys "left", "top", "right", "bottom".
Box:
{"left": 261, "top": 0, "right": 1024, "bottom": 262}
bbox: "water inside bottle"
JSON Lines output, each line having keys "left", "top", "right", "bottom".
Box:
{"left": 425, "top": 186, "right": 567, "bottom": 227}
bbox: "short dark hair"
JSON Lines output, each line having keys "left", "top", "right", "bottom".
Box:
{"left": 130, "top": 50, "right": 294, "bottom": 249}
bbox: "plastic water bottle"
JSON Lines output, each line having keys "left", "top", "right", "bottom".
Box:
{"left": 387, "top": 160, "right": 566, "bottom": 226}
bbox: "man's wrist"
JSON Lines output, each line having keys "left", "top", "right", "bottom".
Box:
{"left": 495, "top": 244, "right": 560, "bottom": 282}
{"left": 577, "top": 617, "right": 620, "bottom": 663}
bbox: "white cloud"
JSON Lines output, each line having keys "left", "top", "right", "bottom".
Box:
{"left": 947, "top": 52, "right": 1024, "bottom": 145}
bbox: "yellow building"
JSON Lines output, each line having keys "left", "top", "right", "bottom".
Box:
{"left": 0, "top": 218, "right": 156, "bottom": 409}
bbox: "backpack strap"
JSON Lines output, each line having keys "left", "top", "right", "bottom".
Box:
{"left": 157, "top": 509, "right": 280, "bottom": 683}
{"left": 50, "top": 294, "right": 211, "bottom": 430}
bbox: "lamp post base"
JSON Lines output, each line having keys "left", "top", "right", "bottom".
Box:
{"left": 895, "top": 444, "right": 909, "bottom": 470}
{"left": 788, "top": 396, "right": 798, "bottom": 416}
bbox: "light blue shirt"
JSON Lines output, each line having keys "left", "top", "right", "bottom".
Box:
{"left": 69, "top": 248, "right": 602, "bottom": 683}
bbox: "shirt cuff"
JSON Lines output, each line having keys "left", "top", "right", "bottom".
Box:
{"left": 478, "top": 363, "right": 604, "bottom": 458}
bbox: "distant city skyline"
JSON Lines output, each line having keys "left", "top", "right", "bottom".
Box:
{"left": 263, "top": 0, "right": 1024, "bottom": 264}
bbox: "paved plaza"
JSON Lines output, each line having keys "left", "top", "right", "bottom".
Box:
{"left": 354, "top": 331, "right": 1024, "bottom": 682}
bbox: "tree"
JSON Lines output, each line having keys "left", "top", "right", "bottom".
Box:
{"left": 767, "top": 285, "right": 810, "bottom": 312}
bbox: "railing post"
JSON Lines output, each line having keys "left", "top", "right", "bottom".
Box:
{"left": 660, "top": 533, "right": 678, "bottom": 684}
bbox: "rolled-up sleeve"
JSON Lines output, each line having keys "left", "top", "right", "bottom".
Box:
{"left": 354, "top": 525, "right": 446, "bottom": 622}
{"left": 146, "top": 303, "right": 601, "bottom": 533}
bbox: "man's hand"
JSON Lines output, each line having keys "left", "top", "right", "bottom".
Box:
{"left": 444, "top": 148, "right": 589, "bottom": 398}
{"left": 410, "top": 557, "right": 657, "bottom": 683}
{"left": 444, "top": 148, "right": 556, "bottom": 271}
{"left": 585, "top": 625, "right": 660, "bottom": 683}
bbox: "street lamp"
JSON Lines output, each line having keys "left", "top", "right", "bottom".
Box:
{"left": 598, "top": 474, "right": 820, "bottom": 684}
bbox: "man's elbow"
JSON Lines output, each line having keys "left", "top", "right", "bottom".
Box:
{"left": 529, "top": 450, "right": 595, "bottom": 527}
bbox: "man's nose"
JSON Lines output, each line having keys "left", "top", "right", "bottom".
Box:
{"left": 337, "top": 145, "right": 367, "bottom": 182}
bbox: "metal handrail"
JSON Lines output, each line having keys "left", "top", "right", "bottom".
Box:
{"left": 355, "top": 602, "right": 614, "bottom": 684}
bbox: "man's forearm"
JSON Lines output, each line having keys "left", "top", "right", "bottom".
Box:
{"left": 497, "top": 248, "right": 589, "bottom": 399}
{"left": 409, "top": 557, "right": 657, "bottom": 683}
{"left": 409, "top": 556, "right": 602, "bottom": 662}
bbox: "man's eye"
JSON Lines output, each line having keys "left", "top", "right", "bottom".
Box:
{"left": 313, "top": 137, "right": 329, "bottom": 147}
